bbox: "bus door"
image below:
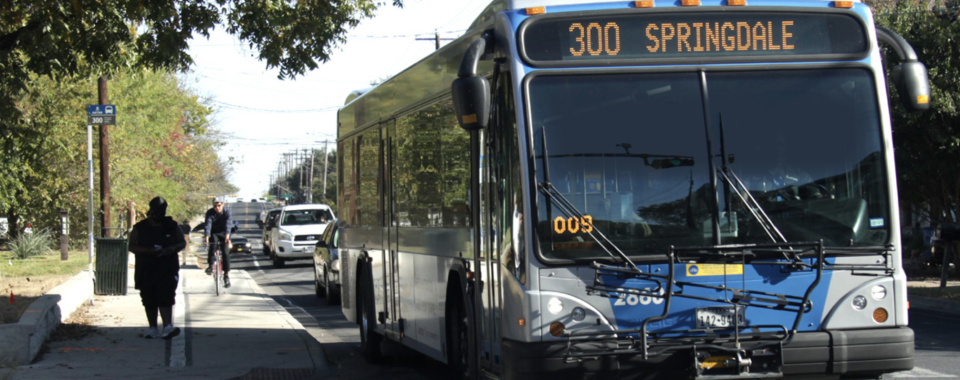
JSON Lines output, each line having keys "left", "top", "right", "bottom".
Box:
{"left": 381, "top": 121, "right": 402, "bottom": 339}
{"left": 476, "top": 69, "right": 514, "bottom": 375}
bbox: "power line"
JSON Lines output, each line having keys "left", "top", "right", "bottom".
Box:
{"left": 209, "top": 100, "right": 341, "bottom": 113}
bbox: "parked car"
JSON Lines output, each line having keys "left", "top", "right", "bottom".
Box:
{"left": 261, "top": 208, "right": 282, "bottom": 256}
{"left": 267, "top": 204, "right": 335, "bottom": 267}
{"left": 251, "top": 199, "right": 258, "bottom": 203}
{"left": 313, "top": 220, "right": 340, "bottom": 304}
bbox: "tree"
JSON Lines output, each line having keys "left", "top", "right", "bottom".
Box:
{"left": 6, "top": 68, "right": 230, "bottom": 243}
{"left": 871, "top": 0, "right": 960, "bottom": 225}
{"left": 1, "top": 0, "right": 402, "bottom": 215}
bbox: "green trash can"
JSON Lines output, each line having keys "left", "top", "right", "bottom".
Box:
{"left": 94, "top": 238, "right": 130, "bottom": 295}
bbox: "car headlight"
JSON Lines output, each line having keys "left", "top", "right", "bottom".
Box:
{"left": 279, "top": 231, "right": 292, "bottom": 241}
{"left": 331, "top": 259, "right": 340, "bottom": 272}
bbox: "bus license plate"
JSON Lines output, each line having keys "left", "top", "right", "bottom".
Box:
{"left": 696, "top": 306, "right": 746, "bottom": 329}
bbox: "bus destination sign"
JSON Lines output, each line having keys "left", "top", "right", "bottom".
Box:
{"left": 521, "top": 11, "right": 867, "bottom": 64}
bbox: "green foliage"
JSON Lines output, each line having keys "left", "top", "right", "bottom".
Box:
{"left": 871, "top": 0, "right": 960, "bottom": 224}
{"left": 10, "top": 229, "right": 54, "bottom": 260}
{"left": 1, "top": 0, "right": 401, "bottom": 221}
{"left": 4, "top": 68, "right": 232, "bottom": 246}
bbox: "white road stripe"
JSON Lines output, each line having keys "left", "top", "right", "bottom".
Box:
{"left": 886, "top": 367, "right": 957, "bottom": 378}
{"left": 170, "top": 272, "right": 187, "bottom": 367}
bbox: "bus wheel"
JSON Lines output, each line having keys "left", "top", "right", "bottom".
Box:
{"left": 359, "top": 265, "right": 382, "bottom": 361}
{"left": 447, "top": 293, "right": 472, "bottom": 379}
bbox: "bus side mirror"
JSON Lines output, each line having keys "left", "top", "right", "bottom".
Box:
{"left": 891, "top": 61, "right": 930, "bottom": 113}
{"left": 876, "top": 26, "right": 930, "bottom": 113}
{"left": 452, "top": 76, "right": 490, "bottom": 130}
{"left": 452, "top": 32, "right": 492, "bottom": 131}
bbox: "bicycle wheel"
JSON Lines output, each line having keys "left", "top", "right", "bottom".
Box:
{"left": 214, "top": 252, "right": 221, "bottom": 296}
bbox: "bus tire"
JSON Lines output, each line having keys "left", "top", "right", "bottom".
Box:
{"left": 446, "top": 285, "right": 473, "bottom": 379}
{"left": 359, "top": 262, "right": 382, "bottom": 361}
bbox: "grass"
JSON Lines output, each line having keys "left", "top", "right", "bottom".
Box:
{"left": 0, "top": 251, "right": 90, "bottom": 324}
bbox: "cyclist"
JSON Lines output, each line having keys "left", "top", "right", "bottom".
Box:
{"left": 204, "top": 197, "right": 233, "bottom": 288}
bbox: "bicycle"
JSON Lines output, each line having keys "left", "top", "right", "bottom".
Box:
{"left": 208, "top": 238, "right": 225, "bottom": 296}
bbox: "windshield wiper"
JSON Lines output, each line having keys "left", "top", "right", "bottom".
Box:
{"left": 715, "top": 114, "right": 787, "bottom": 244}
{"left": 538, "top": 127, "right": 640, "bottom": 271}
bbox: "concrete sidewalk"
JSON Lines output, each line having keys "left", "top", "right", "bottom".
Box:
{"left": 4, "top": 253, "right": 328, "bottom": 380}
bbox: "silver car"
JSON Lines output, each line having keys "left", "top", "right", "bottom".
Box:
{"left": 313, "top": 220, "right": 340, "bottom": 304}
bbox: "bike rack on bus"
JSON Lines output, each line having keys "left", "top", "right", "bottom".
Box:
{"left": 560, "top": 240, "right": 895, "bottom": 377}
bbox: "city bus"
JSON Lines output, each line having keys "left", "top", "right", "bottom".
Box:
{"left": 335, "top": 0, "right": 930, "bottom": 378}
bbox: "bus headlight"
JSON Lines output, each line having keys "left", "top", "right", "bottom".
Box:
{"left": 331, "top": 259, "right": 340, "bottom": 272}
{"left": 571, "top": 307, "right": 586, "bottom": 321}
{"left": 547, "top": 297, "right": 563, "bottom": 314}
{"left": 852, "top": 295, "right": 867, "bottom": 310}
{"left": 871, "top": 285, "right": 887, "bottom": 300}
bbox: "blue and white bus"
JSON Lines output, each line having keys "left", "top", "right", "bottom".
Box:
{"left": 335, "top": 0, "right": 929, "bottom": 378}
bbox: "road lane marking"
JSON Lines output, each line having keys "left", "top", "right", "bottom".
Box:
{"left": 169, "top": 273, "right": 187, "bottom": 367}
{"left": 887, "top": 367, "right": 957, "bottom": 378}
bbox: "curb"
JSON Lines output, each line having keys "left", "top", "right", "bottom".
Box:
{"left": 909, "top": 295, "right": 960, "bottom": 315}
{"left": 0, "top": 269, "right": 93, "bottom": 367}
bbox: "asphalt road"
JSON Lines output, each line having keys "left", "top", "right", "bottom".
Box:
{"left": 224, "top": 201, "right": 960, "bottom": 380}
{"left": 224, "top": 201, "right": 450, "bottom": 380}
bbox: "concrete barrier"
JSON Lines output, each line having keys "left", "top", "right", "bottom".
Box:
{"left": 0, "top": 270, "right": 92, "bottom": 367}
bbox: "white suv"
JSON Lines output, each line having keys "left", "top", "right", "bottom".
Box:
{"left": 268, "top": 204, "right": 335, "bottom": 267}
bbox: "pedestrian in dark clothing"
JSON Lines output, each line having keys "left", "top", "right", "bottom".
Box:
{"left": 204, "top": 197, "right": 233, "bottom": 287}
{"left": 128, "top": 197, "right": 185, "bottom": 339}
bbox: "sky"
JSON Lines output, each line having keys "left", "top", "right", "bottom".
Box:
{"left": 184, "top": 0, "right": 491, "bottom": 199}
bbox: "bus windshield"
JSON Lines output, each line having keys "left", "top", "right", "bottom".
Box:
{"left": 529, "top": 68, "right": 888, "bottom": 261}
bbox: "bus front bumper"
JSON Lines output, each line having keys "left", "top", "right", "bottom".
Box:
{"left": 501, "top": 327, "right": 913, "bottom": 380}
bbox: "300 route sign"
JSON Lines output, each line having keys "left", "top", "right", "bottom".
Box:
{"left": 87, "top": 105, "right": 117, "bottom": 125}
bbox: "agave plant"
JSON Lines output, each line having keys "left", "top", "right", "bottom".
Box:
{"left": 10, "top": 229, "right": 54, "bottom": 260}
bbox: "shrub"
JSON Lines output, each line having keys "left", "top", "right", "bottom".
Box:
{"left": 10, "top": 229, "right": 55, "bottom": 259}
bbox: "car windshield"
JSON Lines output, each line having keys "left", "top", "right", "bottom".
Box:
{"left": 281, "top": 209, "right": 333, "bottom": 226}
{"left": 529, "top": 69, "right": 887, "bottom": 261}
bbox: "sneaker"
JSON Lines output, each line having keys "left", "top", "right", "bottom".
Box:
{"left": 205, "top": 267, "right": 212, "bottom": 275}
{"left": 161, "top": 325, "right": 181, "bottom": 339}
{"left": 224, "top": 276, "right": 231, "bottom": 288}
{"left": 144, "top": 326, "right": 160, "bottom": 339}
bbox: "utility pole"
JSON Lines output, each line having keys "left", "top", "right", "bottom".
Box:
{"left": 299, "top": 148, "right": 306, "bottom": 202}
{"left": 308, "top": 148, "right": 315, "bottom": 203}
{"left": 416, "top": 30, "right": 456, "bottom": 51}
{"left": 321, "top": 140, "right": 330, "bottom": 201}
{"left": 98, "top": 77, "right": 112, "bottom": 238}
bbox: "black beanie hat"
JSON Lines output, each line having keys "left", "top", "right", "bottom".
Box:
{"left": 148, "top": 197, "right": 168, "bottom": 218}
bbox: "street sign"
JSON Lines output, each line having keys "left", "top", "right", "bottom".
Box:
{"left": 87, "top": 105, "right": 117, "bottom": 115}
{"left": 88, "top": 115, "right": 115, "bottom": 125}
{"left": 87, "top": 105, "right": 117, "bottom": 125}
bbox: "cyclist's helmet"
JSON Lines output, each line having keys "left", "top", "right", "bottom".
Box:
{"left": 213, "top": 197, "right": 225, "bottom": 205}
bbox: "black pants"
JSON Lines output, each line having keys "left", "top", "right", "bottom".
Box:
{"left": 207, "top": 233, "right": 231, "bottom": 276}
{"left": 140, "top": 273, "right": 179, "bottom": 308}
